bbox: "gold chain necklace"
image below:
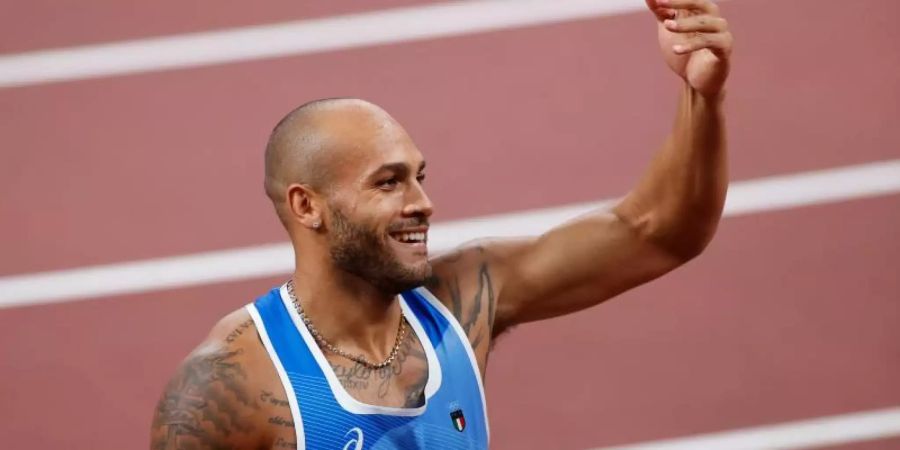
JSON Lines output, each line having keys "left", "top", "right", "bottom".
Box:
{"left": 286, "top": 280, "right": 408, "bottom": 370}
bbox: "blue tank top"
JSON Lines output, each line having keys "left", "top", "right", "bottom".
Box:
{"left": 247, "top": 284, "right": 490, "bottom": 449}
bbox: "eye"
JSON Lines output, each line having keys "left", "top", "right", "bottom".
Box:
{"left": 378, "top": 177, "right": 399, "bottom": 190}
{"left": 416, "top": 173, "right": 426, "bottom": 184}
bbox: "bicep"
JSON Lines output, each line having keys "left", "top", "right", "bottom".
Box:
{"left": 426, "top": 211, "right": 680, "bottom": 352}
{"left": 150, "top": 342, "right": 266, "bottom": 449}
{"left": 493, "top": 210, "right": 683, "bottom": 328}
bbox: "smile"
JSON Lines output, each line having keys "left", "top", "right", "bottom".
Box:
{"left": 389, "top": 230, "right": 428, "bottom": 245}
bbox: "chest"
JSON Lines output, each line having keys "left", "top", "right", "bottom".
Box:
{"left": 326, "top": 332, "right": 430, "bottom": 409}
{"left": 251, "top": 287, "right": 489, "bottom": 448}
{"left": 260, "top": 334, "right": 430, "bottom": 449}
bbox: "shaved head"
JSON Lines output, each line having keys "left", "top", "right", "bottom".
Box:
{"left": 263, "top": 97, "right": 433, "bottom": 293}
{"left": 264, "top": 98, "right": 395, "bottom": 223}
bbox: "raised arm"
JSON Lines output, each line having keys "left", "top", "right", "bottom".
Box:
{"left": 429, "top": 0, "right": 732, "bottom": 351}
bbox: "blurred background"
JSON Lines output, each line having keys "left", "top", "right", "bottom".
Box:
{"left": 2, "top": 0, "right": 899, "bottom": 449}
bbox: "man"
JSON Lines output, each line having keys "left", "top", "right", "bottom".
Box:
{"left": 150, "top": 0, "right": 733, "bottom": 448}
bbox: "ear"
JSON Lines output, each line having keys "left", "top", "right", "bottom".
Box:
{"left": 286, "top": 183, "right": 324, "bottom": 231}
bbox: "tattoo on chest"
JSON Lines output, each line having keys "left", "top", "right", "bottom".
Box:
{"left": 329, "top": 334, "right": 429, "bottom": 407}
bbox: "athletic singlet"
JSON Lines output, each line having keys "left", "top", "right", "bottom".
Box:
{"left": 247, "top": 284, "right": 490, "bottom": 449}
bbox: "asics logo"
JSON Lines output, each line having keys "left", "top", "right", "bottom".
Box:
{"left": 342, "top": 427, "right": 364, "bottom": 450}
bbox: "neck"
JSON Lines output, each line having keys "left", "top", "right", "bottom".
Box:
{"left": 291, "top": 252, "right": 403, "bottom": 361}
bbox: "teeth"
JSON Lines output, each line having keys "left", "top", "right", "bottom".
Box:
{"left": 396, "top": 232, "right": 426, "bottom": 243}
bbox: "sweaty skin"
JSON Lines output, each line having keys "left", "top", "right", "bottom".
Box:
{"left": 151, "top": 1, "right": 733, "bottom": 448}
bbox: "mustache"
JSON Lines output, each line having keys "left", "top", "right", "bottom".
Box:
{"left": 387, "top": 217, "right": 429, "bottom": 232}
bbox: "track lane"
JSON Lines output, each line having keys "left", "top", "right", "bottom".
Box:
{"left": 0, "top": 0, "right": 431, "bottom": 54}
{"left": 817, "top": 438, "right": 900, "bottom": 450}
{"left": 0, "top": 275, "right": 286, "bottom": 449}
{"left": 2, "top": 0, "right": 899, "bottom": 276}
{"left": 3, "top": 0, "right": 900, "bottom": 449}
{"left": 0, "top": 196, "right": 897, "bottom": 449}
{"left": 486, "top": 195, "right": 900, "bottom": 449}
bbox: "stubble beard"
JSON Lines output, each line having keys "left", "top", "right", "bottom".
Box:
{"left": 328, "top": 207, "right": 431, "bottom": 295}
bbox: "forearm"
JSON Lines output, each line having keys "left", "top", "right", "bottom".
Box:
{"left": 614, "top": 83, "right": 728, "bottom": 259}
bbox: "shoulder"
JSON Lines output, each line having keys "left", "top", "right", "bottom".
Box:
{"left": 150, "top": 307, "right": 285, "bottom": 449}
{"left": 426, "top": 240, "right": 494, "bottom": 321}
{"left": 428, "top": 236, "right": 535, "bottom": 291}
{"left": 425, "top": 238, "right": 531, "bottom": 361}
{"left": 211, "top": 306, "right": 259, "bottom": 346}
{"left": 427, "top": 238, "right": 533, "bottom": 321}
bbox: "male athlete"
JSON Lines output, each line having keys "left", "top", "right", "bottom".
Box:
{"left": 151, "top": 1, "right": 733, "bottom": 448}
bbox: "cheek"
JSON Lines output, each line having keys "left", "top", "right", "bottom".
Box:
{"left": 350, "top": 208, "right": 391, "bottom": 239}
{"left": 332, "top": 193, "right": 376, "bottom": 227}
{"left": 358, "top": 196, "right": 403, "bottom": 229}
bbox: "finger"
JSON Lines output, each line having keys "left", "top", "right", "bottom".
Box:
{"left": 645, "top": 0, "right": 677, "bottom": 21}
{"left": 673, "top": 32, "right": 733, "bottom": 57}
{"left": 664, "top": 15, "right": 728, "bottom": 33}
{"left": 657, "top": 0, "right": 720, "bottom": 15}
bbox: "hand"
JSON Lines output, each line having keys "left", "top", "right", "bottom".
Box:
{"left": 646, "top": 0, "right": 733, "bottom": 98}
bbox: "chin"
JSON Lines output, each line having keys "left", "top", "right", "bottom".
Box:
{"left": 410, "top": 260, "right": 433, "bottom": 282}
{"left": 389, "top": 246, "right": 430, "bottom": 277}
{"left": 392, "top": 260, "right": 432, "bottom": 292}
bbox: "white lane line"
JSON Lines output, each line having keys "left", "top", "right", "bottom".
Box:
{"left": 0, "top": 0, "right": 652, "bottom": 89}
{"left": 594, "top": 406, "right": 900, "bottom": 450}
{"left": 0, "top": 159, "right": 898, "bottom": 309}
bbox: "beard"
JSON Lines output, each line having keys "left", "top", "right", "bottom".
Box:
{"left": 327, "top": 206, "right": 431, "bottom": 295}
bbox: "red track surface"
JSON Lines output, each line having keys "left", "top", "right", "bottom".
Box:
{"left": 0, "top": 0, "right": 435, "bottom": 53}
{"left": 2, "top": 0, "right": 899, "bottom": 448}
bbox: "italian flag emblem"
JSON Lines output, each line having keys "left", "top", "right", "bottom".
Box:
{"left": 450, "top": 409, "right": 466, "bottom": 432}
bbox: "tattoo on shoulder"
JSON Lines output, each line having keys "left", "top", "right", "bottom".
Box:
{"left": 225, "top": 319, "right": 254, "bottom": 344}
{"left": 150, "top": 348, "right": 260, "bottom": 449}
{"left": 431, "top": 247, "right": 497, "bottom": 347}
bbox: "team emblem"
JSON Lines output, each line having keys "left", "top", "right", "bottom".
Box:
{"left": 450, "top": 408, "right": 466, "bottom": 432}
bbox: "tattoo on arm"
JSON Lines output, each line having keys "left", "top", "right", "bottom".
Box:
{"left": 260, "top": 390, "right": 290, "bottom": 408}
{"left": 273, "top": 437, "right": 298, "bottom": 448}
{"left": 471, "top": 263, "right": 496, "bottom": 348}
{"left": 260, "top": 391, "right": 297, "bottom": 449}
{"left": 150, "top": 348, "right": 260, "bottom": 450}
{"left": 268, "top": 416, "right": 294, "bottom": 427}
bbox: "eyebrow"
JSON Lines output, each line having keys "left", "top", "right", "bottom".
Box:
{"left": 371, "top": 161, "right": 426, "bottom": 177}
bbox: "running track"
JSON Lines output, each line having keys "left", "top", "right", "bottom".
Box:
{"left": 1, "top": 0, "right": 899, "bottom": 449}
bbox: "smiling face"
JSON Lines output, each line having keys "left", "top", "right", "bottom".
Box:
{"left": 298, "top": 100, "right": 434, "bottom": 293}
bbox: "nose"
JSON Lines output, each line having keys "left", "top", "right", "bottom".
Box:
{"left": 403, "top": 181, "right": 434, "bottom": 218}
